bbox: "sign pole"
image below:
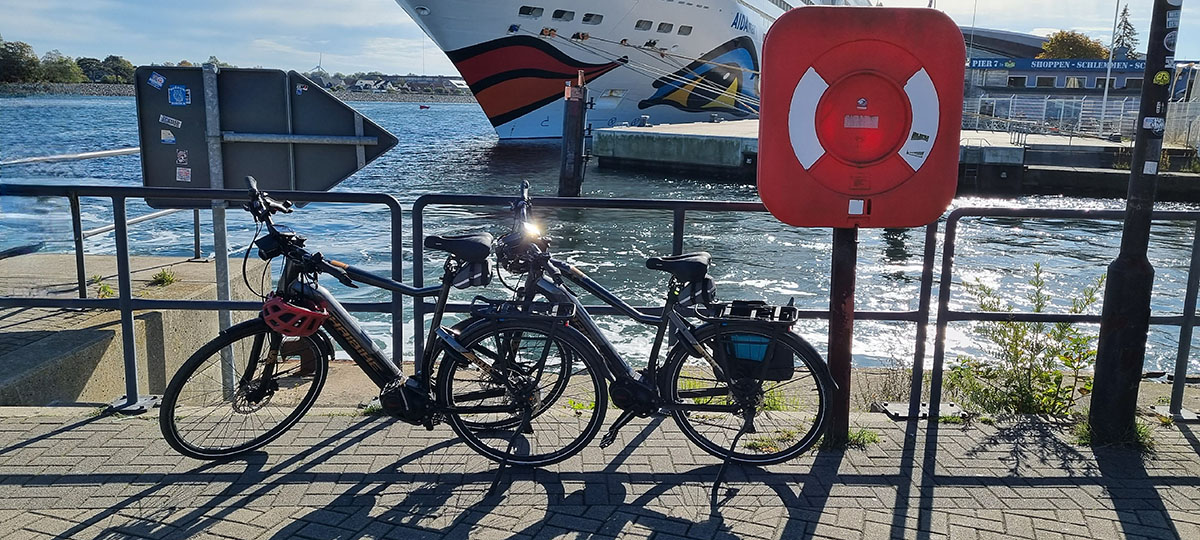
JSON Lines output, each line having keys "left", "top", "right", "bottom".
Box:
{"left": 827, "top": 227, "right": 858, "bottom": 444}
{"left": 1090, "top": 0, "right": 1180, "bottom": 443}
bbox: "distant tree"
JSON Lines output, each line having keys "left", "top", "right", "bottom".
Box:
{"left": 1037, "top": 30, "right": 1110, "bottom": 59}
{"left": 75, "top": 57, "right": 110, "bottom": 82}
{"left": 205, "top": 56, "right": 236, "bottom": 68}
{"left": 100, "top": 55, "right": 135, "bottom": 83}
{"left": 0, "top": 39, "right": 40, "bottom": 82}
{"left": 38, "top": 50, "right": 86, "bottom": 83}
{"left": 1113, "top": 5, "right": 1140, "bottom": 59}
{"left": 178, "top": 59, "right": 193, "bottom": 67}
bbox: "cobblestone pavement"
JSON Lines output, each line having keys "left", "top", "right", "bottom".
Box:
{"left": 0, "top": 408, "right": 1197, "bottom": 539}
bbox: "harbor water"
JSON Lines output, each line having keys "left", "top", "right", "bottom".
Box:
{"left": 2, "top": 95, "right": 1198, "bottom": 374}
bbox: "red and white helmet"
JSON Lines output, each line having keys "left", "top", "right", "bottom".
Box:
{"left": 261, "top": 294, "right": 328, "bottom": 337}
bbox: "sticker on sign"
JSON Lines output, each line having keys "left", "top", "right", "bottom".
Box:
{"left": 158, "top": 114, "right": 183, "bottom": 129}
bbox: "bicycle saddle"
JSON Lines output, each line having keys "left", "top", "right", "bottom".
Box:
{"left": 646, "top": 252, "right": 711, "bottom": 283}
{"left": 425, "top": 232, "right": 493, "bottom": 263}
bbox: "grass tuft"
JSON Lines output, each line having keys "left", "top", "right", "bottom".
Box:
{"left": 149, "top": 268, "right": 178, "bottom": 286}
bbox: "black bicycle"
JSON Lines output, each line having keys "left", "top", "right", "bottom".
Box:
{"left": 159, "top": 177, "right": 607, "bottom": 467}
{"left": 444, "top": 182, "right": 836, "bottom": 466}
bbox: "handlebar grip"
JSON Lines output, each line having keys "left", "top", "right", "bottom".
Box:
{"left": 245, "top": 175, "right": 259, "bottom": 193}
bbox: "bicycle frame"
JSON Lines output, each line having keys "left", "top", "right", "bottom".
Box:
{"left": 275, "top": 253, "right": 442, "bottom": 388}
{"left": 529, "top": 257, "right": 705, "bottom": 388}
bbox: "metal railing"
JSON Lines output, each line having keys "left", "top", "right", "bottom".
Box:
{"left": 930, "top": 208, "right": 1200, "bottom": 419}
{"left": 0, "top": 184, "right": 405, "bottom": 411}
{"left": 410, "top": 193, "right": 941, "bottom": 417}
{"left": 2, "top": 185, "right": 1199, "bottom": 420}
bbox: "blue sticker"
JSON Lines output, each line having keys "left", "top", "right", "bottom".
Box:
{"left": 168, "top": 85, "right": 191, "bottom": 106}
{"left": 295, "top": 83, "right": 309, "bottom": 96}
{"left": 147, "top": 71, "right": 166, "bottom": 89}
{"left": 160, "top": 129, "right": 176, "bottom": 144}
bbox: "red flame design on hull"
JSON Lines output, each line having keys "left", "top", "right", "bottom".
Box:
{"left": 447, "top": 36, "right": 625, "bottom": 127}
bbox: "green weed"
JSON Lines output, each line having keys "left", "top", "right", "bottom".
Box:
{"left": 149, "top": 268, "right": 178, "bottom": 286}
{"left": 96, "top": 283, "right": 116, "bottom": 299}
{"left": 945, "top": 264, "right": 1104, "bottom": 416}
{"left": 820, "top": 427, "right": 880, "bottom": 449}
{"left": 1073, "top": 419, "right": 1155, "bottom": 450}
{"left": 938, "top": 415, "right": 966, "bottom": 425}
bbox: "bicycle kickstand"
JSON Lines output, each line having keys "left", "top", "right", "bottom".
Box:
{"left": 710, "top": 409, "right": 755, "bottom": 507}
{"left": 599, "top": 409, "right": 639, "bottom": 448}
{"left": 487, "top": 408, "right": 533, "bottom": 498}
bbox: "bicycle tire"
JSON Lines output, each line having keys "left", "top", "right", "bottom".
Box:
{"left": 664, "top": 321, "right": 832, "bottom": 465}
{"left": 159, "top": 318, "right": 329, "bottom": 460}
{"left": 436, "top": 319, "right": 607, "bottom": 467}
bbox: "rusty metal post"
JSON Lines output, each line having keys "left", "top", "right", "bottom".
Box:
{"left": 827, "top": 227, "right": 858, "bottom": 443}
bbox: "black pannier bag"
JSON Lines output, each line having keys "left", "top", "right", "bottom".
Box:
{"left": 677, "top": 275, "right": 717, "bottom": 307}
{"left": 718, "top": 331, "right": 795, "bottom": 381}
{"left": 452, "top": 260, "right": 491, "bottom": 289}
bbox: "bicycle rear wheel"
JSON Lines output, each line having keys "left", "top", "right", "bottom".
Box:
{"left": 664, "top": 322, "right": 831, "bottom": 465}
{"left": 159, "top": 319, "right": 329, "bottom": 460}
{"left": 436, "top": 319, "right": 607, "bottom": 467}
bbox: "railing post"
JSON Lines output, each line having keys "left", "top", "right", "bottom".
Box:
{"left": 908, "top": 223, "right": 939, "bottom": 418}
{"left": 192, "top": 209, "right": 202, "bottom": 260}
{"left": 391, "top": 200, "right": 404, "bottom": 364}
{"left": 1163, "top": 219, "right": 1200, "bottom": 420}
{"left": 110, "top": 197, "right": 154, "bottom": 412}
{"left": 672, "top": 209, "right": 685, "bottom": 255}
{"left": 70, "top": 193, "right": 87, "bottom": 299}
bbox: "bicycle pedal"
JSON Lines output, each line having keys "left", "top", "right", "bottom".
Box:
{"left": 599, "top": 430, "right": 619, "bottom": 448}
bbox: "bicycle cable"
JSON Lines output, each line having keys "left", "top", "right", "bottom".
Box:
{"left": 242, "top": 222, "right": 268, "bottom": 300}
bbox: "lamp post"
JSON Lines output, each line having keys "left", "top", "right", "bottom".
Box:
{"left": 1098, "top": 1, "right": 1122, "bottom": 137}
{"left": 1090, "top": 0, "right": 1181, "bottom": 443}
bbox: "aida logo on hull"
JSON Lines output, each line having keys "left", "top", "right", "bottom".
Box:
{"left": 731, "top": 13, "right": 758, "bottom": 36}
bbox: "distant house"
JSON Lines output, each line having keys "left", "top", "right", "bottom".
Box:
{"left": 309, "top": 74, "right": 340, "bottom": 89}
{"left": 353, "top": 79, "right": 387, "bottom": 92}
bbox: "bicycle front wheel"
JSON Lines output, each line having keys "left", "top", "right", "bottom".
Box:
{"left": 665, "top": 322, "right": 832, "bottom": 465}
{"left": 159, "top": 319, "right": 329, "bottom": 460}
{"left": 435, "top": 319, "right": 607, "bottom": 467}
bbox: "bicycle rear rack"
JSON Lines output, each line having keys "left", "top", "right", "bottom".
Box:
{"left": 469, "top": 297, "right": 578, "bottom": 321}
{"left": 692, "top": 300, "right": 799, "bottom": 324}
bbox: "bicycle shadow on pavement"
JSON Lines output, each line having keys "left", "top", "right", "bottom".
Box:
{"left": 49, "top": 416, "right": 391, "bottom": 540}
{"left": 275, "top": 415, "right": 861, "bottom": 539}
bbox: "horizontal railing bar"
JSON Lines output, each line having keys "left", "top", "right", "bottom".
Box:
{"left": 0, "top": 185, "right": 403, "bottom": 209}
{"left": 0, "top": 297, "right": 394, "bottom": 314}
{"left": 0, "top": 147, "right": 140, "bottom": 166}
{"left": 413, "top": 193, "right": 767, "bottom": 213}
{"left": 950, "top": 207, "right": 1200, "bottom": 222}
{"left": 221, "top": 132, "right": 378, "bottom": 146}
{"left": 83, "top": 209, "right": 182, "bottom": 238}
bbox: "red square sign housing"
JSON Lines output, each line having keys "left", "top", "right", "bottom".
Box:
{"left": 757, "top": 7, "right": 965, "bottom": 228}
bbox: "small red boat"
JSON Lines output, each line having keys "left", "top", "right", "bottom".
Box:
{"left": 419, "top": 105, "right": 431, "bottom": 110}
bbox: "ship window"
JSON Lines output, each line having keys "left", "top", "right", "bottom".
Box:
{"left": 1006, "top": 76, "right": 1027, "bottom": 88}
{"left": 657, "top": 22, "right": 674, "bottom": 33}
{"left": 1126, "top": 78, "right": 1143, "bottom": 89}
{"left": 635, "top": 20, "right": 652, "bottom": 31}
{"left": 1065, "top": 76, "right": 1085, "bottom": 88}
{"left": 518, "top": 6, "right": 544, "bottom": 18}
{"left": 678, "top": 25, "right": 693, "bottom": 36}
{"left": 582, "top": 13, "right": 603, "bottom": 25}
{"left": 1035, "top": 76, "right": 1056, "bottom": 88}
{"left": 552, "top": 9, "right": 574, "bottom": 21}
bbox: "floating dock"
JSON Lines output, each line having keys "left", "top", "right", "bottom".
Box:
{"left": 593, "top": 120, "right": 1200, "bottom": 201}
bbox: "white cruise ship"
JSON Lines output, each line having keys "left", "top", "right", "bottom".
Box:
{"left": 394, "top": 0, "right": 875, "bottom": 139}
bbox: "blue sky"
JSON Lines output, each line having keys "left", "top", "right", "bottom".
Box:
{"left": 0, "top": 0, "right": 1196, "bottom": 76}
